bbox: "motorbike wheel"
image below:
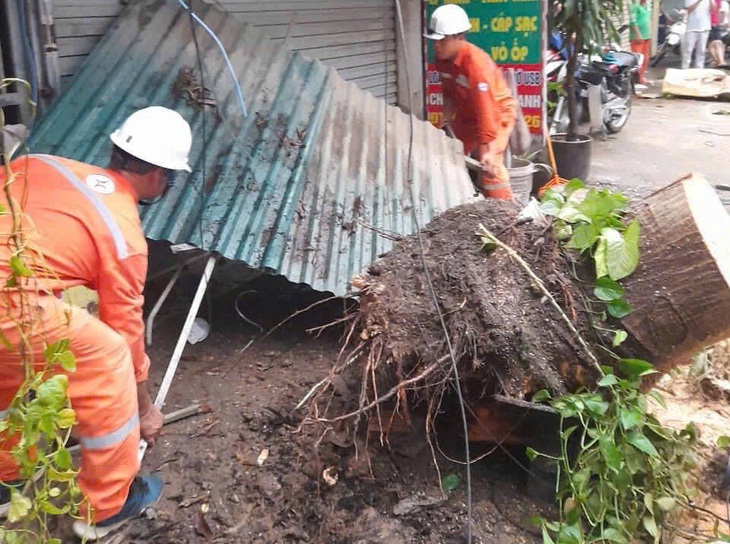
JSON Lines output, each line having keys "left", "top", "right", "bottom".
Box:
{"left": 604, "top": 89, "right": 632, "bottom": 134}
{"left": 650, "top": 43, "right": 668, "bottom": 67}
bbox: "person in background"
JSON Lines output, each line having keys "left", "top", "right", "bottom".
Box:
{"left": 709, "top": 0, "right": 729, "bottom": 66}
{"left": 682, "top": 0, "right": 713, "bottom": 68}
{"left": 630, "top": 0, "right": 652, "bottom": 86}
{"left": 425, "top": 4, "right": 517, "bottom": 200}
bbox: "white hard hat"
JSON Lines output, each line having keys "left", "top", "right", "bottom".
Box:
{"left": 424, "top": 4, "right": 472, "bottom": 40}
{"left": 110, "top": 106, "right": 192, "bottom": 172}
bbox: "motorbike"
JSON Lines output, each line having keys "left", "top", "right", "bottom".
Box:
{"left": 651, "top": 9, "right": 687, "bottom": 67}
{"left": 548, "top": 50, "right": 640, "bottom": 135}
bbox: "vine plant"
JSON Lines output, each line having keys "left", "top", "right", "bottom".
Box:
{"left": 0, "top": 78, "right": 83, "bottom": 543}
{"left": 524, "top": 180, "right": 704, "bottom": 544}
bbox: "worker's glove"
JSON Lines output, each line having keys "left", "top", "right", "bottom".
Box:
{"left": 140, "top": 404, "right": 164, "bottom": 446}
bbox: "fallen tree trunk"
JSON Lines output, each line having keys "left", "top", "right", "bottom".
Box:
{"left": 621, "top": 174, "right": 730, "bottom": 375}
{"left": 343, "top": 174, "right": 730, "bottom": 410}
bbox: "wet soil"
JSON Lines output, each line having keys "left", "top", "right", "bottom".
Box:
{"left": 95, "top": 274, "right": 553, "bottom": 544}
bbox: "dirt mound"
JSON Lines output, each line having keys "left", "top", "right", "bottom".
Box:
{"left": 353, "top": 199, "right": 602, "bottom": 403}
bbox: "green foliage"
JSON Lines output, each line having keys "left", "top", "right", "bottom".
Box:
{"left": 1, "top": 79, "right": 82, "bottom": 542}
{"left": 531, "top": 369, "right": 698, "bottom": 544}
{"left": 540, "top": 180, "right": 637, "bottom": 346}
{"left": 531, "top": 180, "right": 699, "bottom": 543}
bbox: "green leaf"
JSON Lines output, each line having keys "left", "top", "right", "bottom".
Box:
{"left": 718, "top": 435, "right": 730, "bottom": 449}
{"left": 523, "top": 515, "right": 544, "bottom": 527}
{"left": 44, "top": 339, "right": 70, "bottom": 364}
{"left": 601, "top": 225, "right": 639, "bottom": 281}
{"left": 627, "top": 431, "right": 659, "bottom": 457}
{"left": 607, "top": 299, "right": 632, "bottom": 318}
{"left": 9, "top": 256, "right": 32, "bottom": 278}
{"left": 642, "top": 514, "right": 658, "bottom": 538}
{"left": 557, "top": 205, "right": 591, "bottom": 224}
{"left": 597, "top": 374, "right": 619, "bottom": 387}
{"left": 648, "top": 390, "right": 667, "bottom": 409}
{"left": 57, "top": 350, "right": 76, "bottom": 372}
{"left": 565, "top": 223, "right": 598, "bottom": 252}
{"left": 594, "top": 236, "right": 609, "bottom": 278}
{"left": 441, "top": 473, "right": 460, "bottom": 492}
{"left": 584, "top": 395, "right": 609, "bottom": 416}
{"left": 36, "top": 375, "right": 69, "bottom": 409}
{"left": 7, "top": 491, "right": 32, "bottom": 523}
{"left": 655, "top": 496, "right": 676, "bottom": 511}
{"left": 620, "top": 406, "right": 643, "bottom": 430}
{"left": 564, "top": 178, "right": 585, "bottom": 195}
{"left": 601, "top": 527, "right": 629, "bottom": 543}
{"left": 526, "top": 447, "right": 538, "bottom": 461}
{"left": 541, "top": 525, "right": 557, "bottom": 544}
{"left": 594, "top": 277, "right": 625, "bottom": 301}
{"left": 600, "top": 437, "right": 622, "bottom": 473}
{"left": 532, "top": 390, "right": 551, "bottom": 403}
{"left": 55, "top": 447, "right": 72, "bottom": 470}
{"left": 56, "top": 408, "right": 75, "bottom": 429}
{"left": 553, "top": 222, "right": 573, "bottom": 241}
{"left": 644, "top": 492, "right": 654, "bottom": 514}
{"left": 540, "top": 189, "right": 566, "bottom": 216}
{"left": 618, "top": 358, "right": 654, "bottom": 378}
{"left": 612, "top": 330, "right": 628, "bottom": 347}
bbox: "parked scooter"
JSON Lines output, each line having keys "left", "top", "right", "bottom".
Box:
{"left": 549, "top": 48, "right": 640, "bottom": 135}
{"left": 651, "top": 9, "right": 687, "bottom": 67}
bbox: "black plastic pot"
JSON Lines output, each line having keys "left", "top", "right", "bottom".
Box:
{"left": 551, "top": 133, "right": 592, "bottom": 182}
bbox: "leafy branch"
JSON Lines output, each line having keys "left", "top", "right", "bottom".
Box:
{"left": 540, "top": 179, "right": 639, "bottom": 347}
{"left": 0, "top": 79, "right": 83, "bottom": 542}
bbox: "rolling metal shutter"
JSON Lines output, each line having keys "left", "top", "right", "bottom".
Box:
{"left": 53, "top": 0, "right": 398, "bottom": 103}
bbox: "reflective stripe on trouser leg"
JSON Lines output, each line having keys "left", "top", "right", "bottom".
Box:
{"left": 0, "top": 296, "right": 140, "bottom": 521}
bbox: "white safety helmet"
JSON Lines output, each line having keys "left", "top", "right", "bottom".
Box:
{"left": 110, "top": 106, "right": 192, "bottom": 172}
{"left": 424, "top": 4, "right": 472, "bottom": 40}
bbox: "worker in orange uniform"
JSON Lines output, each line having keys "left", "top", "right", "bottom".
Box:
{"left": 0, "top": 106, "right": 193, "bottom": 540}
{"left": 426, "top": 4, "right": 517, "bottom": 200}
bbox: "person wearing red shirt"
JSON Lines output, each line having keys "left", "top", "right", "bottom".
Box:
{"left": 426, "top": 4, "right": 517, "bottom": 200}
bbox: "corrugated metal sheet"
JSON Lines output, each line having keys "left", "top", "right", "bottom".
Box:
{"left": 31, "top": 0, "right": 475, "bottom": 296}
{"left": 54, "top": 0, "right": 398, "bottom": 102}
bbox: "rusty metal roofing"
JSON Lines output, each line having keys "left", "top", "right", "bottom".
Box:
{"left": 30, "top": 0, "right": 475, "bottom": 296}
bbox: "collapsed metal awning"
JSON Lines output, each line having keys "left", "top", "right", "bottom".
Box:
{"left": 30, "top": 0, "right": 475, "bottom": 296}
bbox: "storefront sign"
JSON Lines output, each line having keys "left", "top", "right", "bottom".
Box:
{"left": 424, "top": 0, "right": 545, "bottom": 135}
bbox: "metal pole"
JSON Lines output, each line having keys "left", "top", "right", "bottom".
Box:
{"left": 138, "top": 254, "right": 217, "bottom": 461}
{"left": 145, "top": 263, "right": 183, "bottom": 346}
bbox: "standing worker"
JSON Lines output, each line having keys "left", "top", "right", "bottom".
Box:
{"left": 425, "top": 4, "right": 517, "bottom": 200}
{"left": 0, "top": 107, "right": 193, "bottom": 540}
{"left": 630, "top": 0, "right": 652, "bottom": 86}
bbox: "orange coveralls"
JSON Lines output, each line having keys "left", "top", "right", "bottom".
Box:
{"left": 0, "top": 155, "right": 149, "bottom": 522}
{"left": 436, "top": 42, "right": 517, "bottom": 199}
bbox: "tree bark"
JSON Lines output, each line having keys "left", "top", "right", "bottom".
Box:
{"left": 621, "top": 174, "right": 730, "bottom": 375}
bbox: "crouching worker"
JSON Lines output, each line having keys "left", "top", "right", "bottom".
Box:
{"left": 425, "top": 4, "right": 517, "bottom": 200}
{"left": 0, "top": 106, "right": 193, "bottom": 540}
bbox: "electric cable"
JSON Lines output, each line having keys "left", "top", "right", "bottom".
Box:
{"left": 176, "top": 0, "right": 248, "bottom": 118}
{"left": 392, "top": 1, "right": 473, "bottom": 541}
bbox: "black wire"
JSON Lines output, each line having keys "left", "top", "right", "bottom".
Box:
{"left": 392, "top": 1, "right": 473, "bottom": 541}
{"left": 186, "top": 1, "right": 213, "bottom": 326}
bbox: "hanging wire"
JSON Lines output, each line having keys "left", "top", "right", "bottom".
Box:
{"left": 176, "top": 0, "right": 248, "bottom": 118}
{"left": 392, "top": 1, "right": 473, "bottom": 541}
